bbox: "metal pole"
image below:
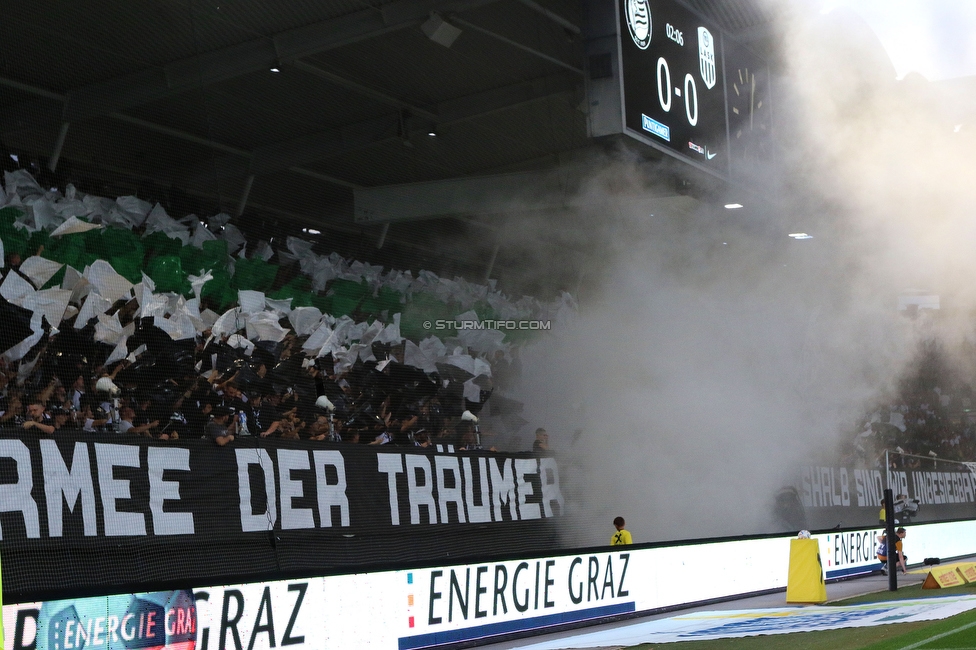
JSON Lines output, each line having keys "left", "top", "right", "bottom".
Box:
{"left": 885, "top": 449, "right": 891, "bottom": 490}
{"left": 483, "top": 243, "right": 500, "bottom": 283}
{"left": 236, "top": 174, "right": 255, "bottom": 216}
{"left": 376, "top": 222, "right": 390, "bottom": 248}
{"left": 884, "top": 488, "right": 897, "bottom": 591}
{"left": 47, "top": 122, "right": 70, "bottom": 172}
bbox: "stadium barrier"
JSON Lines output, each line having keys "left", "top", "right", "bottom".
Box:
{"left": 5, "top": 519, "right": 976, "bottom": 650}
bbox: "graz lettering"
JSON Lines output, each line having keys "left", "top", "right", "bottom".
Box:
{"left": 426, "top": 553, "right": 630, "bottom": 626}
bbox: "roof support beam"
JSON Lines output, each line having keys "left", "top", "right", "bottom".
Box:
{"left": 515, "top": 0, "right": 581, "bottom": 34}
{"left": 249, "top": 114, "right": 400, "bottom": 176}
{"left": 289, "top": 60, "right": 440, "bottom": 122}
{"left": 0, "top": 79, "right": 62, "bottom": 135}
{"left": 437, "top": 72, "right": 577, "bottom": 120}
{"left": 0, "top": 75, "right": 360, "bottom": 191}
{"left": 286, "top": 58, "right": 577, "bottom": 126}
{"left": 353, "top": 170, "right": 563, "bottom": 223}
{"left": 354, "top": 172, "right": 697, "bottom": 224}
{"left": 0, "top": 100, "right": 62, "bottom": 135}
{"left": 36, "top": 153, "right": 482, "bottom": 268}
{"left": 3, "top": 0, "right": 506, "bottom": 133}
{"left": 450, "top": 18, "right": 584, "bottom": 75}
{"left": 183, "top": 72, "right": 576, "bottom": 184}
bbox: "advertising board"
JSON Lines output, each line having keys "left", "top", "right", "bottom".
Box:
{"left": 9, "top": 520, "right": 976, "bottom": 649}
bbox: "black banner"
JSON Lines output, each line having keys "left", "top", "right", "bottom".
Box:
{"left": 781, "top": 464, "right": 976, "bottom": 531}
{"left": 0, "top": 432, "right": 563, "bottom": 602}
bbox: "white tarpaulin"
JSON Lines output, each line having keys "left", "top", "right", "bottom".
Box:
{"left": 155, "top": 312, "right": 196, "bottom": 340}
{"left": 143, "top": 203, "right": 190, "bottom": 244}
{"left": 25, "top": 288, "right": 72, "bottom": 327}
{"left": 50, "top": 216, "right": 103, "bottom": 237}
{"left": 227, "top": 333, "right": 255, "bottom": 355}
{"left": 245, "top": 311, "right": 289, "bottom": 342}
{"left": 190, "top": 222, "right": 217, "bottom": 248}
{"left": 219, "top": 223, "right": 247, "bottom": 253}
{"left": 19, "top": 256, "right": 63, "bottom": 288}
{"left": 51, "top": 196, "right": 89, "bottom": 220}
{"left": 24, "top": 196, "right": 59, "bottom": 232}
{"left": 105, "top": 337, "right": 130, "bottom": 365}
{"left": 288, "top": 307, "right": 322, "bottom": 336}
{"left": 187, "top": 270, "right": 213, "bottom": 300}
{"left": 2, "top": 311, "right": 44, "bottom": 360}
{"left": 84, "top": 260, "right": 133, "bottom": 304}
{"left": 61, "top": 265, "right": 83, "bottom": 291}
{"left": 113, "top": 196, "right": 152, "bottom": 227}
{"left": 211, "top": 308, "right": 244, "bottom": 338}
{"left": 375, "top": 313, "right": 402, "bottom": 344}
{"left": 302, "top": 322, "right": 334, "bottom": 355}
{"left": 94, "top": 313, "right": 128, "bottom": 346}
{"left": 266, "top": 297, "right": 293, "bottom": 315}
{"left": 237, "top": 290, "right": 265, "bottom": 314}
{"left": 74, "top": 292, "right": 112, "bottom": 328}
{"left": 82, "top": 195, "right": 114, "bottom": 222}
{"left": 403, "top": 340, "right": 437, "bottom": 373}
{"left": 252, "top": 240, "right": 274, "bottom": 262}
{"left": 0, "top": 271, "right": 35, "bottom": 303}
{"left": 4, "top": 170, "right": 44, "bottom": 200}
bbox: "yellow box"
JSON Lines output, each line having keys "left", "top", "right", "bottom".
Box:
{"left": 786, "top": 538, "right": 827, "bottom": 604}
{"left": 922, "top": 566, "right": 966, "bottom": 589}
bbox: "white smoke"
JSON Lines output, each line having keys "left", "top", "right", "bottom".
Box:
{"left": 499, "top": 2, "right": 976, "bottom": 545}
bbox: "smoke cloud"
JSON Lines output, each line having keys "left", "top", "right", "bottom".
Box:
{"left": 494, "top": 2, "right": 976, "bottom": 545}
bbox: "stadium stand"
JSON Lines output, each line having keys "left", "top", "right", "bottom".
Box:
{"left": 0, "top": 165, "right": 573, "bottom": 448}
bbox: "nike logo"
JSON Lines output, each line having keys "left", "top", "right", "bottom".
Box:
{"left": 706, "top": 150, "right": 717, "bottom": 160}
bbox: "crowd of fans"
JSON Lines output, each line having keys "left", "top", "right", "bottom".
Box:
{"left": 0, "top": 331, "right": 499, "bottom": 448}
{"left": 843, "top": 340, "right": 976, "bottom": 466}
{"left": 6, "top": 158, "right": 976, "bottom": 464}
{"left": 0, "top": 164, "right": 567, "bottom": 450}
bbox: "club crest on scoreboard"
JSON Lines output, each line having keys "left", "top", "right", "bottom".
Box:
{"left": 698, "top": 27, "right": 716, "bottom": 89}
{"left": 626, "top": 0, "right": 652, "bottom": 49}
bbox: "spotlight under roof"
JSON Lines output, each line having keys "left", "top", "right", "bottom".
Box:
{"left": 788, "top": 233, "right": 813, "bottom": 240}
{"left": 421, "top": 13, "right": 462, "bottom": 48}
{"left": 724, "top": 203, "right": 743, "bottom": 209}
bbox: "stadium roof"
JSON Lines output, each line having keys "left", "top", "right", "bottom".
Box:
{"left": 0, "top": 0, "right": 778, "bottom": 295}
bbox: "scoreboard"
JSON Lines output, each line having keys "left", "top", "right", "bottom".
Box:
{"left": 586, "top": 0, "right": 772, "bottom": 180}
{"left": 620, "top": 0, "right": 728, "bottom": 175}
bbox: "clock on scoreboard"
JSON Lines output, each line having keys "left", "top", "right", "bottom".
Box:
{"left": 614, "top": 0, "right": 772, "bottom": 180}
{"left": 724, "top": 35, "right": 773, "bottom": 178}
